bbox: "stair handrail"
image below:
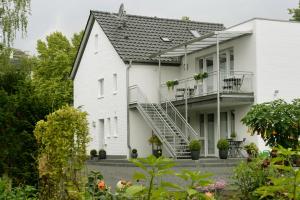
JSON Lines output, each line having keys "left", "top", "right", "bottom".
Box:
{"left": 163, "top": 100, "right": 198, "bottom": 140}
{"left": 130, "top": 85, "right": 179, "bottom": 157}
{"left": 136, "top": 104, "right": 176, "bottom": 158}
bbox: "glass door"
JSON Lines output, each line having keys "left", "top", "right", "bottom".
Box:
{"left": 207, "top": 113, "right": 215, "bottom": 155}
{"left": 205, "top": 56, "right": 214, "bottom": 93}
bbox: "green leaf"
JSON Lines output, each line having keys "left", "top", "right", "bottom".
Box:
{"left": 125, "top": 185, "right": 146, "bottom": 196}
{"left": 133, "top": 172, "right": 147, "bottom": 181}
{"left": 187, "top": 188, "right": 198, "bottom": 196}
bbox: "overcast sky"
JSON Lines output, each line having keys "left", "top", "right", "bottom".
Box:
{"left": 13, "top": 0, "right": 299, "bottom": 55}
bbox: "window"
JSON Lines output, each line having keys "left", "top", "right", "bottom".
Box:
{"left": 113, "top": 116, "right": 118, "bottom": 137}
{"left": 113, "top": 73, "right": 117, "bottom": 94}
{"left": 94, "top": 34, "right": 99, "bottom": 52}
{"left": 190, "top": 30, "right": 201, "bottom": 38}
{"left": 106, "top": 118, "right": 111, "bottom": 137}
{"left": 98, "top": 78, "right": 104, "bottom": 98}
{"left": 230, "top": 49, "right": 234, "bottom": 73}
{"left": 160, "top": 36, "right": 172, "bottom": 42}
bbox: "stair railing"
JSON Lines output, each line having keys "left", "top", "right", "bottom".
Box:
{"left": 161, "top": 100, "right": 198, "bottom": 141}
{"left": 129, "top": 85, "right": 179, "bottom": 157}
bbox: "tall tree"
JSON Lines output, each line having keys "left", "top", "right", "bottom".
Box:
{"left": 0, "top": 47, "right": 48, "bottom": 186}
{"left": 33, "top": 31, "right": 83, "bottom": 112}
{"left": 288, "top": 1, "right": 300, "bottom": 21}
{"left": 0, "top": 0, "right": 31, "bottom": 45}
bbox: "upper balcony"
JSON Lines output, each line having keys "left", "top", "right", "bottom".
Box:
{"left": 160, "top": 70, "right": 254, "bottom": 105}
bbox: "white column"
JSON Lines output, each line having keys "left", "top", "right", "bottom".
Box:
{"left": 158, "top": 57, "right": 161, "bottom": 103}
{"left": 216, "top": 33, "right": 221, "bottom": 144}
{"left": 184, "top": 45, "right": 188, "bottom": 138}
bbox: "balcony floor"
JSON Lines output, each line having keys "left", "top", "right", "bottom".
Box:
{"left": 169, "top": 92, "right": 254, "bottom": 108}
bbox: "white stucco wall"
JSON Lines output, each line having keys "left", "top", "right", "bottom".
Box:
{"left": 73, "top": 21, "right": 128, "bottom": 156}
{"left": 255, "top": 19, "right": 300, "bottom": 103}
{"left": 129, "top": 64, "right": 180, "bottom": 103}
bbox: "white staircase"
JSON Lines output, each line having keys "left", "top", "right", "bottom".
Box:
{"left": 129, "top": 85, "right": 199, "bottom": 159}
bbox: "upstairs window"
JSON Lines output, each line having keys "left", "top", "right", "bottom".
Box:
{"left": 98, "top": 78, "right": 104, "bottom": 98}
{"left": 94, "top": 34, "right": 99, "bottom": 52}
{"left": 113, "top": 116, "right": 118, "bottom": 137}
{"left": 160, "top": 37, "right": 172, "bottom": 42}
{"left": 190, "top": 30, "right": 201, "bottom": 38}
{"left": 113, "top": 73, "right": 117, "bottom": 94}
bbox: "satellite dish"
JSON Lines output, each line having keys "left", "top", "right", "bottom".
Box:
{"left": 118, "top": 3, "right": 125, "bottom": 18}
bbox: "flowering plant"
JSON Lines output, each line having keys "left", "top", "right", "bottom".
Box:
{"left": 196, "top": 179, "right": 226, "bottom": 192}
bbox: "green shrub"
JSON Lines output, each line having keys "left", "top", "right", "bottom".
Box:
{"left": 233, "top": 156, "right": 278, "bottom": 200}
{"left": 217, "top": 139, "right": 229, "bottom": 150}
{"left": 189, "top": 140, "right": 201, "bottom": 151}
{"left": 0, "top": 177, "right": 37, "bottom": 200}
{"left": 132, "top": 149, "right": 137, "bottom": 154}
{"left": 230, "top": 131, "right": 237, "bottom": 138}
{"left": 90, "top": 149, "right": 97, "bottom": 157}
{"left": 255, "top": 146, "right": 300, "bottom": 200}
{"left": 244, "top": 143, "right": 259, "bottom": 157}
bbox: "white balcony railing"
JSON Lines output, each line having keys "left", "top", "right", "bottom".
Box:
{"left": 160, "top": 71, "right": 254, "bottom": 102}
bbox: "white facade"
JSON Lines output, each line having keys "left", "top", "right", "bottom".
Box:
{"left": 73, "top": 18, "right": 300, "bottom": 158}
{"left": 73, "top": 20, "right": 128, "bottom": 156}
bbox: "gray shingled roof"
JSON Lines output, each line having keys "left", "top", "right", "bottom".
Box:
{"left": 91, "top": 11, "right": 224, "bottom": 64}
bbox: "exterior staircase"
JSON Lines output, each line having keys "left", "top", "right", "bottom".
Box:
{"left": 129, "top": 85, "right": 199, "bottom": 159}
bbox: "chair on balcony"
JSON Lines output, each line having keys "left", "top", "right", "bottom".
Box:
{"left": 223, "top": 75, "right": 245, "bottom": 93}
{"left": 175, "top": 88, "right": 195, "bottom": 100}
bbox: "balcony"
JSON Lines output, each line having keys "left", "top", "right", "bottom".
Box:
{"left": 160, "top": 71, "right": 254, "bottom": 104}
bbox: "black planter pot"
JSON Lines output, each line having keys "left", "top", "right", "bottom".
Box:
{"left": 131, "top": 152, "right": 138, "bottom": 159}
{"left": 191, "top": 150, "right": 200, "bottom": 160}
{"left": 153, "top": 149, "right": 162, "bottom": 158}
{"left": 219, "top": 149, "right": 228, "bottom": 159}
{"left": 91, "top": 156, "right": 98, "bottom": 161}
{"left": 99, "top": 151, "right": 106, "bottom": 160}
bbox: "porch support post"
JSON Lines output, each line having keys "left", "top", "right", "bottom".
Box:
{"left": 158, "top": 56, "right": 161, "bottom": 103}
{"left": 216, "top": 33, "right": 221, "bottom": 142}
{"left": 184, "top": 45, "right": 188, "bottom": 138}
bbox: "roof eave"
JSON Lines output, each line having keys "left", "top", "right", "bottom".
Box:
{"left": 70, "top": 12, "right": 95, "bottom": 80}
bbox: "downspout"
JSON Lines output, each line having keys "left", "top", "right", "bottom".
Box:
{"left": 127, "top": 60, "right": 132, "bottom": 157}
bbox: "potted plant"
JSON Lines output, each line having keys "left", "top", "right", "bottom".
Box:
{"left": 217, "top": 139, "right": 229, "bottom": 159}
{"left": 189, "top": 140, "right": 201, "bottom": 160}
{"left": 193, "top": 72, "right": 208, "bottom": 83}
{"left": 166, "top": 80, "right": 179, "bottom": 90}
{"left": 230, "top": 131, "right": 237, "bottom": 139}
{"left": 98, "top": 149, "right": 106, "bottom": 160}
{"left": 244, "top": 143, "right": 259, "bottom": 158}
{"left": 148, "top": 135, "right": 162, "bottom": 158}
{"left": 90, "top": 149, "right": 97, "bottom": 160}
{"left": 131, "top": 149, "right": 138, "bottom": 159}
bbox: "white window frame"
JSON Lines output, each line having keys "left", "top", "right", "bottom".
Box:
{"left": 113, "top": 116, "right": 118, "bottom": 137}
{"left": 98, "top": 78, "right": 104, "bottom": 99}
{"left": 106, "top": 118, "right": 111, "bottom": 138}
{"left": 113, "top": 73, "right": 118, "bottom": 94}
{"left": 94, "top": 34, "right": 99, "bottom": 53}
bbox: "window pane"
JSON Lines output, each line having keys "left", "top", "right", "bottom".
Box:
{"left": 98, "top": 78, "right": 104, "bottom": 97}
{"left": 113, "top": 74, "right": 117, "bottom": 92}
{"left": 230, "top": 50, "right": 234, "bottom": 73}
{"left": 220, "top": 112, "right": 228, "bottom": 139}
{"left": 114, "top": 116, "right": 118, "bottom": 136}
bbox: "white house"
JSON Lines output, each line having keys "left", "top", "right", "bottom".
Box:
{"left": 71, "top": 6, "right": 300, "bottom": 159}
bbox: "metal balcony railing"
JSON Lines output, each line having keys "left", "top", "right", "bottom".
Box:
{"left": 160, "top": 71, "right": 254, "bottom": 102}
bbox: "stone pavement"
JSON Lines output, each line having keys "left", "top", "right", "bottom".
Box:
{"left": 86, "top": 159, "right": 240, "bottom": 191}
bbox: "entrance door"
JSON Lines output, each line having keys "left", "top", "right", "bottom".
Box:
{"left": 205, "top": 56, "right": 214, "bottom": 93}
{"left": 207, "top": 113, "right": 215, "bottom": 156}
{"left": 98, "top": 119, "right": 105, "bottom": 149}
